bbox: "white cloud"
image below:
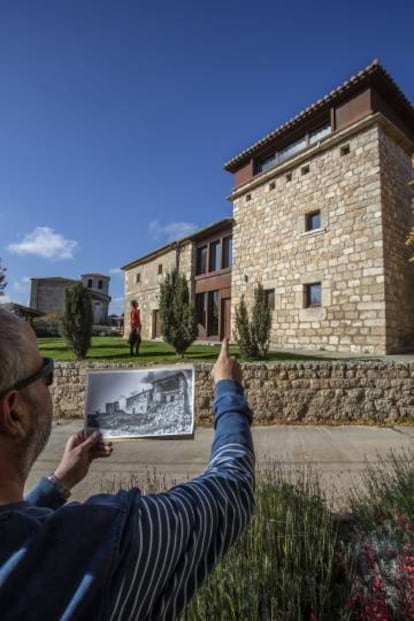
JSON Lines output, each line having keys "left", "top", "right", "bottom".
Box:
{"left": 109, "top": 267, "right": 123, "bottom": 276}
{"left": 13, "top": 276, "right": 31, "bottom": 293}
{"left": 7, "top": 227, "right": 78, "bottom": 260}
{"left": 148, "top": 220, "right": 197, "bottom": 242}
{"left": 0, "top": 294, "right": 12, "bottom": 304}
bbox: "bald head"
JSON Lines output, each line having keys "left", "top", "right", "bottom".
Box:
{"left": 0, "top": 309, "right": 30, "bottom": 394}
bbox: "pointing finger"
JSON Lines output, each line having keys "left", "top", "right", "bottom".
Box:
{"left": 219, "top": 337, "right": 229, "bottom": 359}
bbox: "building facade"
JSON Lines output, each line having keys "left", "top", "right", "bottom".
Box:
{"left": 123, "top": 61, "right": 414, "bottom": 354}
{"left": 122, "top": 219, "right": 233, "bottom": 341}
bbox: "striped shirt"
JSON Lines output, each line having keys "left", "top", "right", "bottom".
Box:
{"left": 0, "top": 380, "right": 255, "bottom": 620}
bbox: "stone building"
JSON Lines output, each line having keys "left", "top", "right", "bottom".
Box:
{"left": 122, "top": 219, "right": 233, "bottom": 340}
{"left": 81, "top": 273, "right": 111, "bottom": 324}
{"left": 30, "top": 273, "right": 111, "bottom": 325}
{"left": 123, "top": 60, "right": 414, "bottom": 354}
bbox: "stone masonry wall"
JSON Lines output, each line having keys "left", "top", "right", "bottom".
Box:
{"left": 124, "top": 243, "right": 193, "bottom": 340}
{"left": 379, "top": 126, "right": 414, "bottom": 352}
{"left": 51, "top": 360, "right": 414, "bottom": 425}
{"left": 231, "top": 121, "right": 388, "bottom": 355}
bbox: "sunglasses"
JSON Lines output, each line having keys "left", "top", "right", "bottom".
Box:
{"left": 6, "top": 357, "right": 54, "bottom": 394}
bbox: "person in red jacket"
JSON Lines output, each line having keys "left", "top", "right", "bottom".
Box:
{"left": 129, "top": 299, "right": 142, "bottom": 356}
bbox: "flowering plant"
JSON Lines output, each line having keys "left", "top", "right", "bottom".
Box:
{"left": 347, "top": 512, "right": 414, "bottom": 620}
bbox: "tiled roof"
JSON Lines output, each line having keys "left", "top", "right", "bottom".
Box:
{"left": 224, "top": 60, "right": 414, "bottom": 171}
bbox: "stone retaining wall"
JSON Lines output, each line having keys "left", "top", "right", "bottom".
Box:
{"left": 51, "top": 361, "right": 414, "bottom": 425}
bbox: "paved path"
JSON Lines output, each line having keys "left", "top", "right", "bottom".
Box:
{"left": 26, "top": 422, "right": 414, "bottom": 510}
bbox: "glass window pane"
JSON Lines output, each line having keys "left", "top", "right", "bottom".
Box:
{"left": 222, "top": 236, "right": 233, "bottom": 268}
{"left": 196, "top": 293, "right": 207, "bottom": 328}
{"left": 265, "top": 289, "right": 275, "bottom": 310}
{"left": 208, "top": 291, "right": 219, "bottom": 335}
{"left": 257, "top": 153, "right": 277, "bottom": 173}
{"left": 278, "top": 137, "right": 307, "bottom": 163}
{"left": 209, "top": 241, "right": 221, "bottom": 272}
{"left": 306, "top": 210, "right": 321, "bottom": 231}
{"left": 305, "top": 283, "right": 321, "bottom": 307}
{"left": 196, "top": 246, "right": 207, "bottom": 275}
{"left": 309, "top": 124, "right": 332, "bottom": 145}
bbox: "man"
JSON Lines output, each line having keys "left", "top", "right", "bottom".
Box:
{"left": 0, "top": 308, "right": 255, "bottom": 620}
{"left": 129, "top": 299, "right": 142, "bottom": 356}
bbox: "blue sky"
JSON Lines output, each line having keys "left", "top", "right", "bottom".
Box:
{"left": 1, "top": 0, "right": 413, "bottom": 315}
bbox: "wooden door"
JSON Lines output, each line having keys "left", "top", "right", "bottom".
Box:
{"left": 152, "top": 310, "right": 162, "bottom": 338}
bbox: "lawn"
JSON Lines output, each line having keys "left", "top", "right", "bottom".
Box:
{"left": 37, "top": 336, "right": 327, "bottom": 363}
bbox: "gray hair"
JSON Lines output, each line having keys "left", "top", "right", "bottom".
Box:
{"left": 0, "top": 308, "right": 28, "bottom": 393}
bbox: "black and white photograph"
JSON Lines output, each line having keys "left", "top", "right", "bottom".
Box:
{"left": 85, "top": 367, "right": 194, "bottom": 439}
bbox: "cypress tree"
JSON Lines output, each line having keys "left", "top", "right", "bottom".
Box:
{"left": 251, "top": 283, "right": 272, "bottom": 358}
{"left": 0, "top": 258, "right": 7, "bottom": 296}
{"left": 159, "top": 268, "right": 198, "bottom": 356}
{"left": 62, "top": 283, "right": 93, "bottom": 359}
{"left": 234, "top": 294, "right": 259, "bottom": 359}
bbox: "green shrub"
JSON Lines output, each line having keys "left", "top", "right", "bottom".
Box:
{"left": 62, "top": 283, "right": 93, "bottom": 359}
{"left": 234, "top": 295, "right": 258, "bottom": 359}
{"left": 234, "top": 284, "right": 272, "bottom": 360}
{"left": 159, "top": 268, "right": 198, "bottom": 356}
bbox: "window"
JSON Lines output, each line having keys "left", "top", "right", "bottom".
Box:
{"left": 309, "top": 125, "right": 332, "bottom": 145}
{"left": 87, "top": 279, "right": 92, "bottom": 288}
{"left": 258, "top": 153, "right": 277, "bottom": 173}
{"left": 158, "top": 264, "right": 163, "bottom": 275}
{"left": 209, "top": 240, "right": 221, "bottom": 272}
{"left": 304, "top": 282, "right": 322, "bottom": 308}
{"left": 278, "top": 136, "right": 307, "bottom": 164}
{"left": 305, "top": 210, "right": 321, "bottom": 231}
{"left": 222, "top": 236, "right": 233, "bottom": 268}
{"left": 196, "top": 246, "right": 207, "bottom": 275}
{"left": 256, "top": 123, "right": 331, "bottom": 173}
{"left": 264, "top": 289, "right": 275, "bottom": 310}
{"left": 136, "top": 273, "right": 141, "bottom": 284}
{"left": 98, "top": 280, "right": 103, "bottom": 289}
{"left": 208, "top": 291, "right": 219, "bottom": 336}
{"left": 196, "top": 292, "right": 207, "bottom": 328}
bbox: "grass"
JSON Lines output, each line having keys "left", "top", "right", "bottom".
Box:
{"left": 37, "top": 336, "right": 327, "bottom": 363}
{"left": 103, "top": 450, "right": 414, "bottom": 620}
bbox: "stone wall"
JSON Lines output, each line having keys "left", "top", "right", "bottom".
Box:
{"left": 51, "top": 360, "right": 414, "bottom": 425}
{"left": 124, "top": 242, "right": 193, "bottom": 340}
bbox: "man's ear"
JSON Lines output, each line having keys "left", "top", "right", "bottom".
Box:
{"left": 0, "top": 390, "right": 27, "bottom": 438}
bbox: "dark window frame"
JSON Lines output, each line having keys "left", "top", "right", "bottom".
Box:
{"left": 255, "top": 122, "right": 332, "bottom": 174}
{"left": 305, "top": 210, "right": 321, "bottom": 232}
{"left": 196, "top": 234, "right": 233, "bottom": 276}
{"left": 264, "top": 289, "right": 275, "bottom": 310}
{"left": 304, "top": 282, "right": 322, "bottom": 308}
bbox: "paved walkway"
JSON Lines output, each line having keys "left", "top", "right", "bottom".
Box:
{"left": 26, "top": 422, "right": 414, "bottom": 510}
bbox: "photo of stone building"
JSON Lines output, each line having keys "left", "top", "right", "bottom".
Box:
{"left": 86, "top": 368, "right": 194, "bottom": 438}
{"left": 30, "top": 273, "right": 111, "bottom": 325}
{"left": 122, "top": 60, "right": 414, "bottom": 355}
